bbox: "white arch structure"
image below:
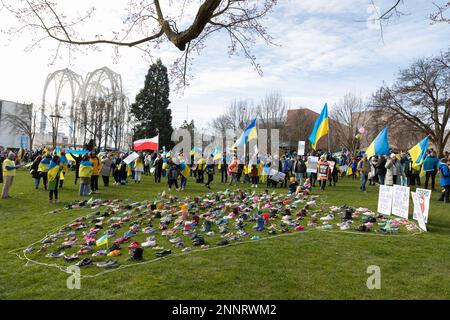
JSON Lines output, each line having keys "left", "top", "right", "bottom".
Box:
{"left": 41, "top": 67, "right": 130, "bottom": 150}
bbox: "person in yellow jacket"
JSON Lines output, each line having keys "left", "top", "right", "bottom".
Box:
{"left": 2, "top": 152, "right": 18, "bottom": 199}
{"left": 89, "top": 151, "right": 101, "bottom": 194}
{"left": 196, "top": 155, "right": 206, "bottom": 183}
{"left": 79, "top": 155, "right": 93, "bottom": 196}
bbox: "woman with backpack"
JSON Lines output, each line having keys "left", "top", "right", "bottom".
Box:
{"left": 167, "top": 160, "right": 180, "bottom": 190}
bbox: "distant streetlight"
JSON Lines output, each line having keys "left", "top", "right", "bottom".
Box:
{"left": 50, "top": 101, "right": 65, "bottom": 148}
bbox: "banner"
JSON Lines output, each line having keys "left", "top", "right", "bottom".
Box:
{"left": 411, "top": 192, "right": 427, "bottom": 232}
{"left": 391, "top": 185, "right": 410, "bottom": 219}
{"left": 306, "top": 156, "right": 319, "bottom": 173}
{"left": 298, "top": 141, "right": 305, "bottom": 156}
{"left": 412, "top": 188, "right": 431, "bottom": 223}
{"left": 123, "top": 152, "right": 139, "bottom": 165}
{"left": 377, "top": 185, "right": 393, "bottom": 215}
{"left": 268, "top": 169, "right": 286, "bottom": 182}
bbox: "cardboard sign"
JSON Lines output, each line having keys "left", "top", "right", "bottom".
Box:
{"left": 411, "top": 192, "right": 427, "bottom": 232}
{"left": 123, "top": 152, "right": 139, "bottom": 165}
{"left": 269, "top": 169, "right": 286, "bottom": 182}
{"left": 412, "top": 188, "right": 431, "bottom": 224}
{"left": 298, "top": 141, "right": 305, "bottom": 156}
{"left": 377, "top": 185, "right": 393, "bottom": 215}
{"left": 306, "top": 156, "right": 319, "bottom": 173}
{"left": 328, "top": 161, "right": 335, "bottom": 173}
{"left": 391, "top": 185, "right": 410, "bottom": 219}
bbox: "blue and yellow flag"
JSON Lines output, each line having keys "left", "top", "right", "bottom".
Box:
{"left": 47, "top": 161, "right": 60, "bottom": 182}
{"left": 179, "top": 162, "right": 190, "bottom": 177}
{"left": 365, "top": 127, "right": 389, "bottom": 158}
{"left": 17, "top": 148, "right": 23, "bottom": 161}
{"left": 234, "top": 118, "right": 257, "bottom": 148}
{"left": 408, "top": 136, "right": 429, "bottom": 171}
{"left": 96, "top": 234, "right": 109, "bottom": 247}
{"left": 308, "top": 103, "right": 329, "bottom": 150}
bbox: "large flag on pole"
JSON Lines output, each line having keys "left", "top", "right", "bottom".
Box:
{"left": 133, "top": 135, "right": 159, "bottom": 151}
{"left": 365, "top": 127, "right": 390, "bottom": 158}
{"left": 233, "top": 118, "right": 257, "bottom": 148}
{"left": 408, "top": 136, "right": 429, "bottom": 171}
{"left": 308, "top": 103, "right": 329, "bottom": 150}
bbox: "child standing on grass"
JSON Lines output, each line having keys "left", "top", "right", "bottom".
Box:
{"left": 79, "top": 155, "right": 93, "bottom": 196}
{"left": 134, "top": 156, "right": 144, "bottom": 183}
{"left": 48, "top": 155, "right": 62, "bottom": 203}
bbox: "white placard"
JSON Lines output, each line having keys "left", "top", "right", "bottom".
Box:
{"left": 377, "top": 185, "right": 393, "bottom": 215}
{"left": 123, "top": 152, "right": 139, "bottom": 165}
{"left": 298, "top": 141, "right": 305, "bottom": 156}
{"left": 412, "top": 188, "right": 431, "bottom": 223}
{"left": 391, "top": 185, "right": 410, "bottom": 219}
{"left": 411, "top": 192, "right": 427, "bottom": 232}
{"left": 268, "top": 169, "right": 286, "bottom": 182}
{"left": 306, "top": 156, "right": 319, "bottom": 173}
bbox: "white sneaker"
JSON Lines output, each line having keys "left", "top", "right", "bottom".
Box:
{"left": 320, "top": 214, "right": 334, "bottom": 221}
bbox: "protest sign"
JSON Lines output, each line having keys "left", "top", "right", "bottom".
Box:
{"left": 306, "top": 156, "right": 318, "bottom": 173}
{"left": 298, "top": 141, "right": 305, "bottom": 156}
{"left": 411, "top": 192, "right": 427, "bottom": 232}
{"left": 377, "top": 185, "right": 393, "bottom": 215}
{"left": 269, "top": 169, "right": 286, "bottom": 182}
{"left": 123, "top": 152, "right": 139, "bottom": 165}
{"left": 412, "top": 188, "right": 431, "bottom": 224}
{"left": 391, "top": 185, "right": 410, "bottom": 219}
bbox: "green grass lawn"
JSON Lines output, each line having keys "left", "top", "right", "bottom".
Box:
{"left": 0, "top": 170, "right": 449, "bottom": 299}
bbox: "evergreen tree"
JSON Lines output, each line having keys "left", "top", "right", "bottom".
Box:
{"left": 131, "top": 59, "right": 173, "bottom": 149}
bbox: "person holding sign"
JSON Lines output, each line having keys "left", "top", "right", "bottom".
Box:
{"left": 317, "top": 155, "right": 330, "bottom": 191}
{"left": 438, "top": 157, "right": 450, "bottom": 203}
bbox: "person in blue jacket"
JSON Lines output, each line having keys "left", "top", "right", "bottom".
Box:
{"left": 423, "top": 151, "right": 440, "bottom": 190}
{"left": 438, "top": 158, "right": 450, "bottom": 203}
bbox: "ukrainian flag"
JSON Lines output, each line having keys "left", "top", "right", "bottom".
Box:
{"left": 47, "top": 161, "right": 60, "bottom": 182}
{"left": 408, "top": 136, "right": 429, "bottom": 171}
{"left": 96, "top": 234, "right": 109, "bottom": 247}
{"left": 234, "top": 118, "right": 257, "bottom": 148}
{"left": 308, "top": 103, "right": 329, "bottom": 150}
{"left": 179, "top": 162, "right": 190, "bottom": 177}
{"left": 212, "top": 147, "right": 222, "bottom": 161}
{"left": 365, "top": 127, "right": 389, "bottom": 158}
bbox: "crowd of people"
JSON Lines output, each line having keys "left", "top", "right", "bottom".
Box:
{"left": 1, "top": 145, "right": 450, "bottom": 204}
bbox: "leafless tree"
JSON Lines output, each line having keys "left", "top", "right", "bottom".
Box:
{"left": 2, "top": 103, "right": 37, "bottom": 150}
{"left": 330, "top": 93, "right": 369, "bottom": 152}
{"left": 430, "top": 2, "right": 450, "bottom": 24}
{"left": 371, "top": 50, "right": 450, "bottom": 156}
{"left": 2, "top": 0, "right": 277, "bottom": 88}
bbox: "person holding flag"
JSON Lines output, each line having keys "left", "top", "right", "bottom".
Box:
{"left": 48, "top": 155, "right": 62, "bottom": 203}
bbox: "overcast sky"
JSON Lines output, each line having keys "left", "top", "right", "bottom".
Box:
{"left": 1, "top": 0, "right": 449, "bottom": 130}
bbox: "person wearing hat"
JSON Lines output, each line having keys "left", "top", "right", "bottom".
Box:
{"left": 2, "top": 152, "right": 18, "bottom": 199}
{"left": 438, "top": 157, "right": 450, "bottom": 203}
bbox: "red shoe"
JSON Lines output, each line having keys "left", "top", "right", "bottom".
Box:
{"left": 128, "top": 241, "right": 140, "bottom": 249}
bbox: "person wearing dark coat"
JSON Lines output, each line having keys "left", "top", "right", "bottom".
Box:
{"left": 69, "top": 152, "right": 83, "bottom": 185}
{"left": 154, "top": 154, "right": 163, "bottom": 183}
{"left": 30, "top": 155, "right": 42, "bottom": 189}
